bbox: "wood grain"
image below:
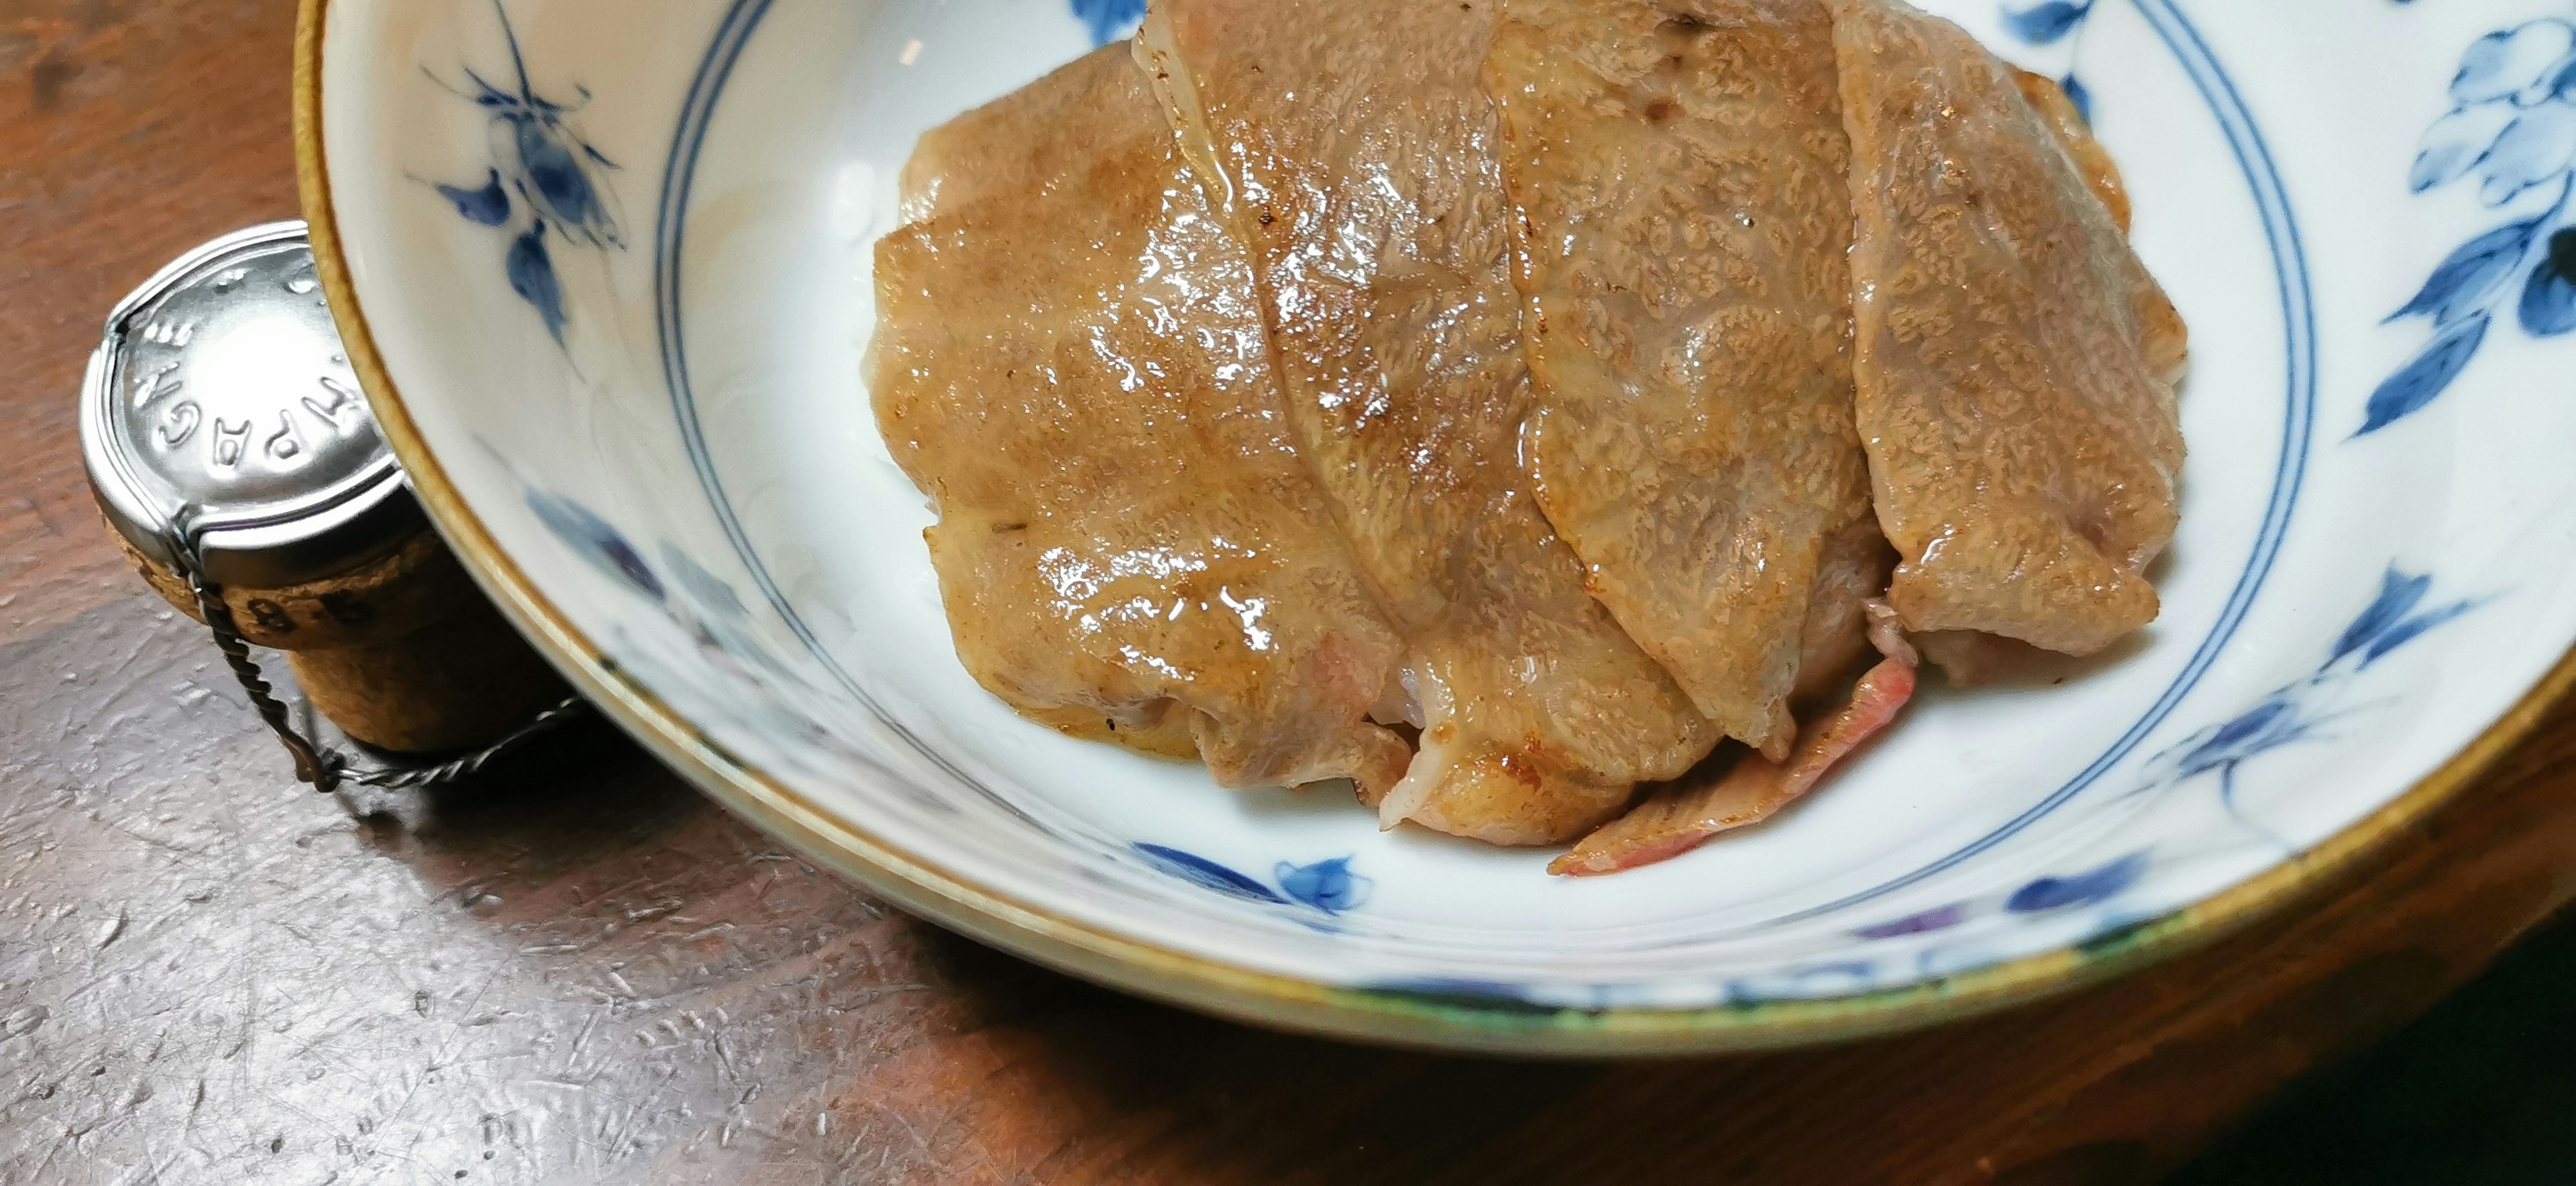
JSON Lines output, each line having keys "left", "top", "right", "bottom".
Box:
{"left": 0, "top": 0, "right": 305, "bottom": 649}
{"left": 5, "top": 3, "right": 2576, "bottom": 1183}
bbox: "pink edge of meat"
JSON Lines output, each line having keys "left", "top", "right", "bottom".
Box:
{"left": 1549, "top": 617, "right": 1921, "bottom": 877}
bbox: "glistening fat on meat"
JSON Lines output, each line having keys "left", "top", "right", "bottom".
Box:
{"left": 868, "top": 46, "right": 1413, "bottom": 796}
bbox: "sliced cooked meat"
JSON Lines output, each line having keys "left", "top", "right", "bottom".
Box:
{"left": 869, "top": 46, "right": 1413, "bottom": 796}
{"left": 2012, "top": 67, "right": 2130, "bottom": 232}
{"left": 1483, "top": 0, "right": 1880, "bottom": 760}
{"left": 1552, "top": 602, "right": 1917, "bottom": 875}
{"left": 2012, "top": 68, "right": 2192, "bottom": 389}
{"left": 1139, "top": 0, "right": 1719, "bottom": 844}
{"left": 1831, "top": 0, "right": 2185, "bottom": 657}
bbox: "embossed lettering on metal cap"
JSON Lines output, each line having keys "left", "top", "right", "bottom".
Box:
{"left": 81, "top": 221, "right": 424, "bottom": 588}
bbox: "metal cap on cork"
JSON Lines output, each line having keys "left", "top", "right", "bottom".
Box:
{"left": 79, "top": 220, "right": 425, "bottom": 588}
{"left": 76, "top": 221, "right": 584, "bottom": 789}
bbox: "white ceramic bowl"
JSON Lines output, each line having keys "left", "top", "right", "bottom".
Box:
{"left": 299, "top": 0, "right": 2576, "bottom": 1053}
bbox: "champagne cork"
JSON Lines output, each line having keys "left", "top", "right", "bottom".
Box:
{"left": 113, "top": 526, "right": 567, "bottom": 753}
{"left": 81, "top": 222, "right": 572, "bottom": 761}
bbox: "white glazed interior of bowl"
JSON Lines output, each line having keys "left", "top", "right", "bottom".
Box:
{"left": 318, "top": 0, "right": 2576, "bottom": 1023}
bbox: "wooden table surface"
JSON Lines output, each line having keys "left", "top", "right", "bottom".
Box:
{"left": 9, "top": 3, "right": 2576, "bottom": 1183}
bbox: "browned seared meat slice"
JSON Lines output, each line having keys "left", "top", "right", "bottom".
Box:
{"left": 2012, "top": 67, "right": 2129, "bottom": 231}
{"left": 1552, "top": 603, "right": 1917, "bottom": 875}
{"left": 1831, "top": 0, "right": 2185, "bottom": 657}
{"left": 869, "top": 46, "right": 1413, "bottom": 796}
{"left": 2012, "top": 67, "right": 2191, "bottom": 388}
{"left": 1483, "top": 0, "right": 1880, "bottom": 760}
{"left": 1139, "top": 0, "right": 1719, "bottom": 844}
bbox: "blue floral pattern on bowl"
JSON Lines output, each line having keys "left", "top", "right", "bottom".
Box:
{"left": 428, "top": 0, "right": 623, "bottom": 344}
{"left": 2135, "top": 565, "right": 2478, "bottom": 838}
{"left": 1847, "top": 565, "right": 2477, "bottom": 947}
{"left": 2005, "top": 850, "right": 2151, "bottom": 913}
{"left": 518, "top": 480, "right": 946, "bottom": 802}
{"left": 2375, "top": 13, "right": 2576, "bottom": 432}
{"left": 1134, "top": 844, "right": 1374, "bottom": 916}
{"left": 1847, "top": 849, "right": 2146, "bottom": 943}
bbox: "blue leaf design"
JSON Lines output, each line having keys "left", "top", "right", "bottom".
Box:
{"left": 1135, "top": 844, "right": 1287, "bottom": 904}
{"left": 2334, "top": 567, "right": 2433, "bottom": 662}
{"left": 2521, "top": 227, "right": 2576, "bottom": 336}
{"left": 2171, "top": 696, "right": 2300, "bottom": 778}
{"left": 1855, "top": 904, "right": 1965, "bottom": 939}
{"left": 505, "top": 222, "right": 568, "bottom": 343}
{"left": 435, "top": 168, "right": 511, "bottom": 226}
{"left": 1071, "top": 0, "right": 1146, "bottom": 45}
{"left": 2006, "top": 851, "right": 2149, "bottom": 914}
{"left": 525, "top": 488, "right": 663, "bottom": 600}
{"left": 2363, "top": 602, "right": 2475, "bottom": 665}
{"left": 2389, "top": 218, "right": 2538, "bottom": 324}
{"left": 2059, "top": 74, "right": 2092, "bottom": 124}
{"left": 1274, "top": 857, "right": 1372, "bottom": 914}
{"left": 2359, "top": 310, "right": 2489, "bottom": 435}
{"left": 2000, "top": 0, "right": 2090, "bottom": 45}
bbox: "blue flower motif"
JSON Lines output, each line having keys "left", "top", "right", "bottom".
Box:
{"left": 1071, "top": 0, "right": 1146, "bottom": 46}
{"left": 2375, "top": 17, "right": 2576, "bottom": 434}
{"left": 427, "top": 0, "right": 623, "bottom": 345}
{"left": 2450, "top": 19, "right": 2576, "bottom": 108}
{"left": 2141, "top": 565, "right": 2477, "bottom": 842}
{"left": 2006, "top": 851, "right": 2149, "bottom": 913}
{"left": 1275, "top": 857, "right": 1373, "bottom": 914}
{"left": 1134, "top": 844, "right": 1373, "bottom": 916}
